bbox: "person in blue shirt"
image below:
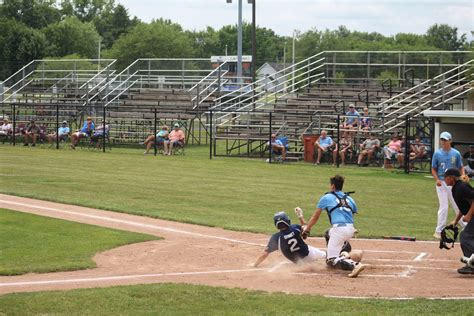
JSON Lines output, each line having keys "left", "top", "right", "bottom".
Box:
{"left": 314, "top": 130, "right": 334, "bottom": 165}
{"left": 268, "top": 133, "right": 286, "bottom": 161}
{"left": 47, "top": 121, "right": 70, "bottom": 145}
{"left": 142, "top": 125, "right": 169, "bottom": 155}
{"left": 253, "top": 211, "right": 326, "bottom": 267}
{"left": 301, "top": 175, "right": 366, "bottom": 277}
{"left": 431, "top": 131, "right": 465, "bottom": 239}
{"left": 71, "top": 117, "right": 95, "bottom": 149}
{"left": 340, "top": 104, "right": 360, "bottom": 137}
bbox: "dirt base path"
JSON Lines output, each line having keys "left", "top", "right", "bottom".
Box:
{"left": 0, "top": 194, "right": 472, "bottom": 299}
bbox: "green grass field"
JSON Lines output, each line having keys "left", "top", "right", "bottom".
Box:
{"left": 0, "top": 208, "right": 158, "bottom": 275}
{"left": 0, "top": 145, "right": 440, "bottom": 239}
{"left": 1, "top": 283, "right": 473, "bottom": 315}
{"left": 0, "top": 145, "right": 470, "bottom": 314}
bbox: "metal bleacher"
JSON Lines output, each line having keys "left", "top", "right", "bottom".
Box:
{"left": 1, "top": 51, "right": 472, "bottom": 161}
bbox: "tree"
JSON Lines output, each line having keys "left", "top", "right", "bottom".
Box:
{"left": 426, "top": 24, "right": 467, "bottom": 51}
{"left": 42, "top": 16, "right": 100, "bottom": 58}
{"left": 60, "top": 0, "right": 115, "bottom": 22}
{"left": 106, "top": 19, "right": 195, "bottom": 69}
{"left": 93, "top": 4, "right": 137, "bottom": 49}
{"left": 0, "top": 0, "right": 61, "bottom": 29}
{"left": 0, "top": 18, "right": 46, "bottom": 79}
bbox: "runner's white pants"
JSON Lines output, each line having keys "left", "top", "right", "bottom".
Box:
{"left": 436, "top": 181, "right": 465, "bottom": 233}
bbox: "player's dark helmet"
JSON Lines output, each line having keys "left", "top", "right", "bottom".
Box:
{"left": 274, "top": 211, "right": 291, "bottom": 229}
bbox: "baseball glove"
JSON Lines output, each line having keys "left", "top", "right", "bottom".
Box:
{"left": 439, "top": 224, "right": 459, "bottom": 250}
{"left": 460, "top": 175, "right": 470, "bottom": 183}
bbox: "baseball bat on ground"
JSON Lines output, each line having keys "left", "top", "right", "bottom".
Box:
{"left": 383, "top": 236, "right": 416, "bottom": 242}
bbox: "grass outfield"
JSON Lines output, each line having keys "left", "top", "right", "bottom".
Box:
{"left": 0, "top": 145, "right": 440, "bottom": 239}
{"left": 0, "top": 208, "right": 158, "bottom": 275}
{"left": 0, "top": 283, "right": 473, "bottom": 315}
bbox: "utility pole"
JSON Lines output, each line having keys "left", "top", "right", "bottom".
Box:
{"left": 250, "top": 0, "right": 256, "bottom": 82}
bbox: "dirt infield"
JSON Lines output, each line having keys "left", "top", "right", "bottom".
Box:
{"left": 0, "top": 194, "right": 472, "bottom": 299}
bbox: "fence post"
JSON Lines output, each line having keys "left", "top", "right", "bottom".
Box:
{"left": 404, "top": 115, "right": 410, "bottom": 174}
{"left": 12, "top": 103, "right": 16, "bottom": 146}
{"left": 102, "top": 105, "right": 106, "bottom": 153}
{"left": 269, "top": 112, "right": 273, "bottom": 163}
{"left": 336, "top": 114, "right": 340, "bottom": 168}
{"left": 154, "top": 107, "right": 157, "bottom": 156}
{"left": 209, "top": 110, "right": 213, "bottom": 160}
{"left": 56, "top": 102, "right": 59, "bottom": 149}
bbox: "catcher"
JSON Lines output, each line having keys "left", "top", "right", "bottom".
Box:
{"left": 301, "top": 175, "right": 366, "bottom": 277}
{"left": 444, "top": 168, "right": 474, "bottom": 274}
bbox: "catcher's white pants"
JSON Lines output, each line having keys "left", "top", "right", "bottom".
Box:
{"left": 327, "top": 225, "right": 356, "bottom": 259}
{"left": 435, "top": 181, "right": 465, "bottom": 233}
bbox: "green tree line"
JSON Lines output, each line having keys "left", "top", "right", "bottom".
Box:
{"left": 0, "top": 0, "right": 471, "bottom": 80}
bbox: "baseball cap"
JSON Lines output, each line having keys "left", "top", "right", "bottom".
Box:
{"left": 348, "top": 104, "right": 355, "bottom": 108}
{"left": 445, "top": 168, "right": 461, "bottom": 177}
{"left": 62, "top": 120, "right": 67, "bottom": 124}
{"left": 174, "top": 123, "right": 179, "bottom": 128}
{"left": 440, "top": 132, "right": 452, "bottom": 141}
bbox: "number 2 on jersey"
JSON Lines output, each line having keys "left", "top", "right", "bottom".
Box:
{"left": 288, "top": 238, "right": 300, "bottom": 252}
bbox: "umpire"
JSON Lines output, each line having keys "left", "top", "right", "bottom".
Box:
{"left": 445, "top": 168, "right": 474, "bottom": 274}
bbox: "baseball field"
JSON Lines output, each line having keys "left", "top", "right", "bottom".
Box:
{"left": 1, "top": 145, "right": 473, "bottom": 315}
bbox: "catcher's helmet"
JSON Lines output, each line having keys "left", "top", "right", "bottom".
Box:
{"left": 274, "top": 211, "right": 291, "bottom": 228}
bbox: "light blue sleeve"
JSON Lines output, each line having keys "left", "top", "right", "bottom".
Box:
{"left": 348, "top": 196, "right": 358, "bottom": 213}
{"left": 431, "top": 151, "right": 438, "bottom": 169}
{"left": 328, "top": 136, "right": 333, "bottom": 145}
{"left": 317, "top": 194, "right": 331, "bottom": 210}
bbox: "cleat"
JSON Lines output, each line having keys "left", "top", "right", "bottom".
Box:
{"left": 433, "top": 232, "right": 441, "bottom": 239}
{"left": 457, "top": 265, "right": 474, "bottom": 275}
{"left": 348, "top": 263, "right": 366, "bottom": 278}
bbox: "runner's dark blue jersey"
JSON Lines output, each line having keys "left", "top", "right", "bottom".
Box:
{"left": 265, "top": 224, "right": 309, "bottom": 262}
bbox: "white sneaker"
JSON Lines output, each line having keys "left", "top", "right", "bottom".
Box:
{"left": 433, "top": 232, "right": 441, "bottom": 239}
{"left": 348, "top": 263, "right": 366, "bottom": 278}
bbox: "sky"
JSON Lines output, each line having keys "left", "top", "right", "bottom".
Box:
{"left": 118, "top": 0, "right": 474, "bottom": 39}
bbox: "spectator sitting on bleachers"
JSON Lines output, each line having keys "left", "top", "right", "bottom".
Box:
{"left": 340, "top": 104, "right": 360, "bottom": 136}
{"left": 383, "top": 134, "right": 403, "bottom": 168}
{"left": 23, "top": 120, "right": 40, "bottom": 147}
{"left": 333, "top": 134, "right": 352, "bottom": 166}
{"left": 90, "top": 121, "right": 110, "bottom": 148}
{"left": 314, "top": 129, "right": 334, "bottom": 165}
{"left": 71, "top": 117, "right": 94, "bottom": 149}
{"left": 163, "top": 123, "right": 185, "bottom": 155}
{"left": 357, "top": 132, "right": 380, "bottom": 166}
{"left": 463, "top": 145, "right": 474, "bottom": 177}
{"left": 409, "top": 136, "right": 426, "bottom": 161}
{"left": 360, "top": 107, "right": 371, "bottom": 131}
{"left": 142, "top": 125, "right": 169, "bottom": 155}
{"left": 268, "top": 133, "right": 286, "bottom": 161}
{"left": 47, "top": 121, "right": 70, "bottom": 145}
{"left": 0, "top": 118, "right": 13, "bottom": 138}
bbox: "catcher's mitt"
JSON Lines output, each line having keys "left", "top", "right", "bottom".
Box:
{"left": 439, "top": 224, "right": 459, "bottom": 250}
{"left": 460, "top": 175, "right": 470, "bottom": 183}
{"left": 301, "top": 227, "right": 310, "bottom": 240}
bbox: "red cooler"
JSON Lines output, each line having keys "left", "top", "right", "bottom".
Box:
{"left": 303, "top": 134, "right": 319, "bottom": 162}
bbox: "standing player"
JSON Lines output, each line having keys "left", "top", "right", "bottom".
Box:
{"left": 253, "top": 211, "right": 326, "bottom": 267}
{"left": 301, "top": 175, "right": 366, "bottom": 277}
{"left": 431, "top": 132, "right": 465, "bottom": 239}
{"left": 444, "top": 168, "right": 474, "bottom": 274}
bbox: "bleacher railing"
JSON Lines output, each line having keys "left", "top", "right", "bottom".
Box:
{"left": 377, "top": 60, "right": 473, "bottom": 133}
